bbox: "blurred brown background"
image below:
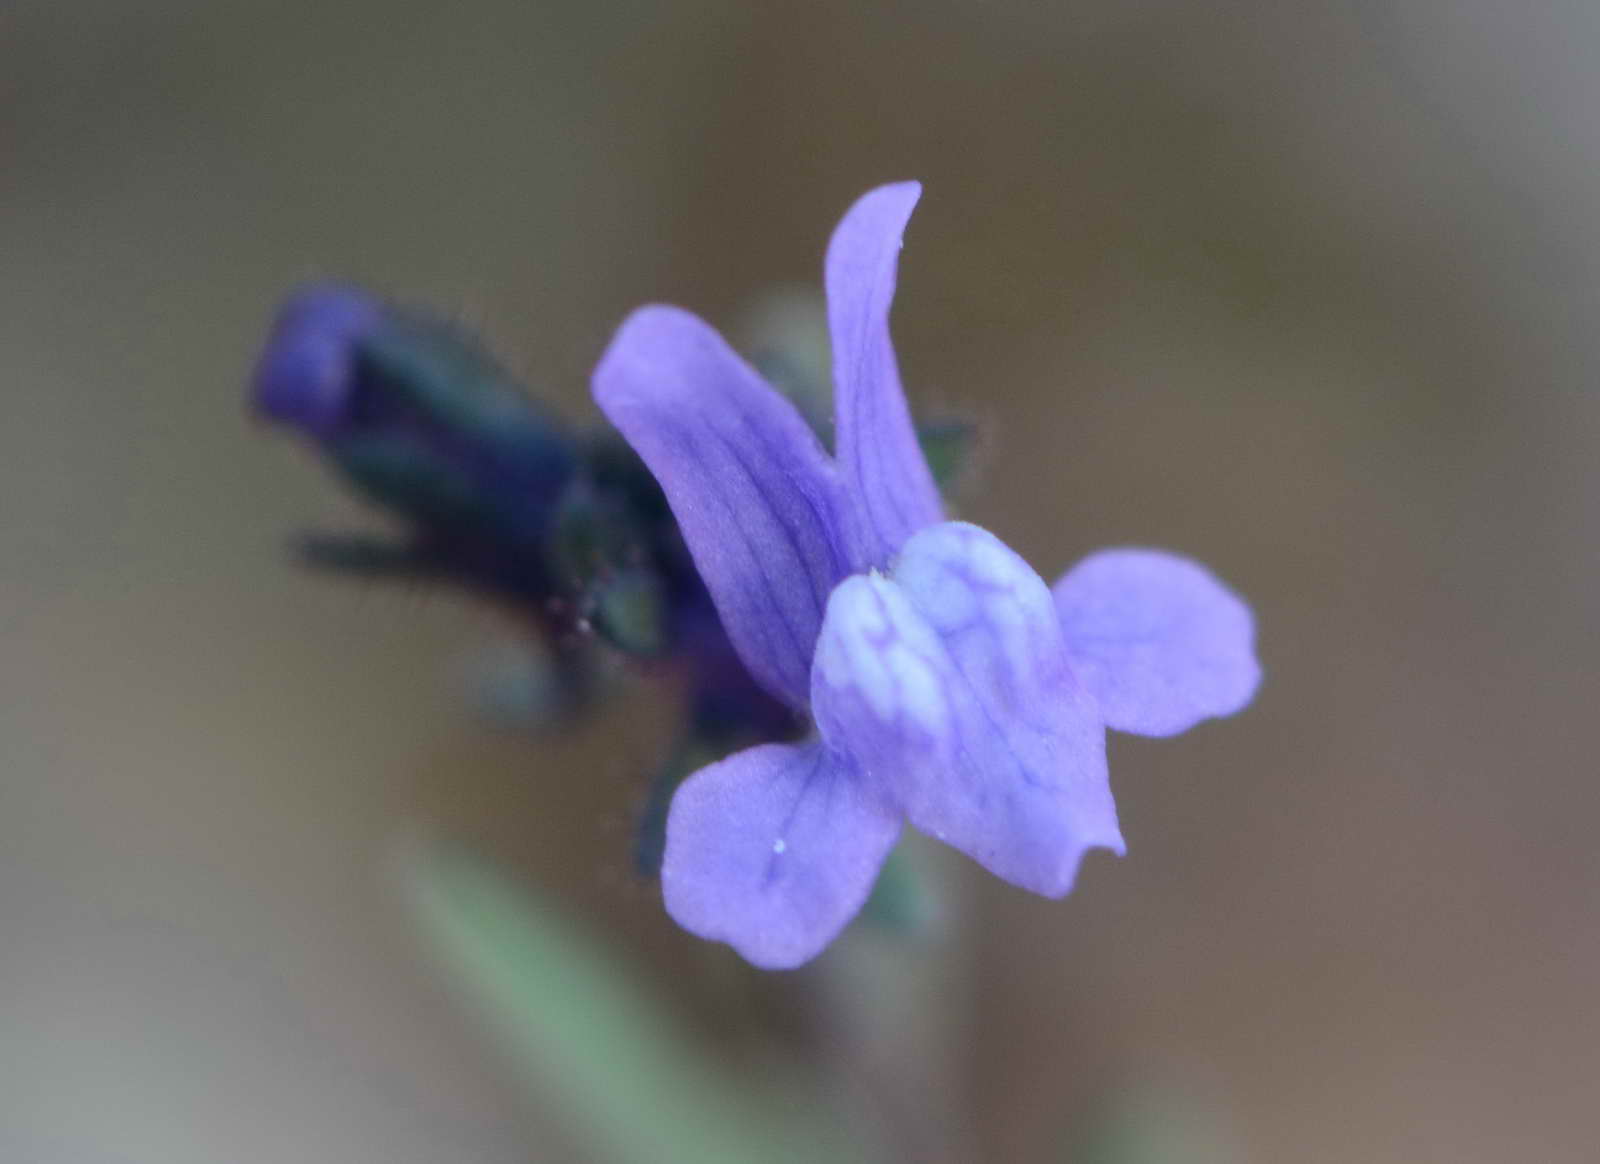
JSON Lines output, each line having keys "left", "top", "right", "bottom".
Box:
{"left": 4, "top": 1, "right": 1599, "bottom": 1161}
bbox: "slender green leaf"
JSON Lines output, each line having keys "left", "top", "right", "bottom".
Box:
{"left": 401, "top": 842, "right": 874, "bottom": 1164}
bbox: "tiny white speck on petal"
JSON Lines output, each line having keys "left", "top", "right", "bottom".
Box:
{"left": 772, "top": 838, "right": 787, "bottom": 854}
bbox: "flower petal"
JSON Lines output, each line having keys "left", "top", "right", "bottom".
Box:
{"left": 593, "top": 306, "right": 852, "bottom": 708}
{"left": 661, "top": 740, "right": 900, "bottom": 969}
{"left": 1051, "top": 549, "right": 1260, "bottom": 737}
{"left": 825, "top": 182, "right": 943, "bottom": 564}
{"left": 813, "top": 522, "right": 1123, "bottom": 897}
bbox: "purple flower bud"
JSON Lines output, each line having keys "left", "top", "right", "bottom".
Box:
{"left": 252, "top": 283, "right": 583, "bottom": 582}
{"left": 251, "top": 284, "right": 383, "bottom": 439}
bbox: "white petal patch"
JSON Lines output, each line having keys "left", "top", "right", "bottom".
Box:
{"left": 892, "top": 521, "right": 1068, "bottom": 698}
{"left": 813, "top": 573, "right": 950, "bottom": 738}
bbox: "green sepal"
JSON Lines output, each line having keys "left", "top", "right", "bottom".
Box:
{"left": 293, "top": 531, "right": 442, "bottom": 579}
{"left": 356, "top": 313, "right": 574, "bottom": 466}
{"left": 545, "top": 478, "right": 644, "bottom": 589}
{"left": 331, "top": 432, "right": 487, "bottom": 529}
{"left": 587, "top": 567, "right": 669, "bottom": 658}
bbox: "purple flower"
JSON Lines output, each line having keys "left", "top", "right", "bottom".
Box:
{"left": 594, "top": 183, "right": 1260, "bottom": 968}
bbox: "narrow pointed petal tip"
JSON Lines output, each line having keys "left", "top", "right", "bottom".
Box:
{"left": 252, "top": 284, "right": 382, "bottom": 438}
{"left": 593, "top": 305, "right": 852, "bottom": 709}
{"left": 826, "top": 182, "right": 942, "bottom": 563}
{"left": 813, "top": 521, "right": 1123, "bottom": 899}
{"left": 660, "top": 741, "right": 900, "bottom": 969}
{"left": 1052, "top": 548, "right": 1261, "bottom": 738}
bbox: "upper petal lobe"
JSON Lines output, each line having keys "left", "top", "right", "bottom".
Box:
{"left": 825, "top": 182, "right": 943, "bottom": 564}
{"left": 593, "top": 306, "right": 852, "bottom": 708}
{"left": 1052, "top": 548, "right": 1260, "bottom": 737}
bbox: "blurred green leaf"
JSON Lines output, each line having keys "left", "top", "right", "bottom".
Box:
{"left": 1069, "top": 1085, "right": 1238, "bottom": 1164}
{"left": 400, "top": 841, "right": 876, "bottom": 1164}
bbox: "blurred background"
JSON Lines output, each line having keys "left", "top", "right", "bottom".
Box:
{"left": 5, "top": 1, "right": 1600, "bottom": 1161}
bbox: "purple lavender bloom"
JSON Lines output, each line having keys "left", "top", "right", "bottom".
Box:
{"left": 594, "top": 183, "right": 1260, "bottom": 968}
